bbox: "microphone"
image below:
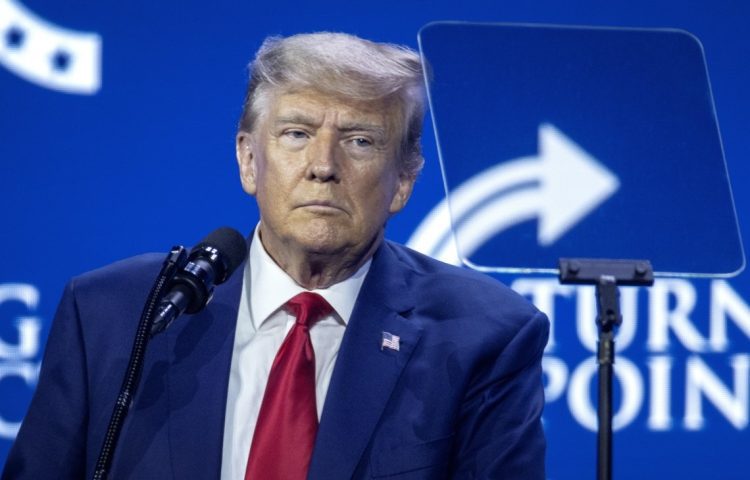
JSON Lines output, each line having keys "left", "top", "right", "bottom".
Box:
{"left": 150, "top": 227, "right": 247, "bottom": 336}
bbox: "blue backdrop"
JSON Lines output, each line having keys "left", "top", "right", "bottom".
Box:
{"left": 1, "top": 1, "right": 748, "bottom": 478}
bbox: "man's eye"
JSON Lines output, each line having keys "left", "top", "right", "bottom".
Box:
{"left": 285, "top": 130, "right": 308, "bottom": 139}
{"left": 352, "top": 137, "right": 372, "bottom": 147}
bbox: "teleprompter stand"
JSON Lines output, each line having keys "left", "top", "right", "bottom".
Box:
{"left": 558, "top": 258, "right": 655, "bottom": 480}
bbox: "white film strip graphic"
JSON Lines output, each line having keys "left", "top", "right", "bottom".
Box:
{"left": 0, "top": 0, "right": 101, "bottom": 94}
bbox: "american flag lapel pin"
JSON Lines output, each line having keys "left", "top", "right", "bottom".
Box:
{"left": 381, "top": 331, "right": 400, "bottom": 351}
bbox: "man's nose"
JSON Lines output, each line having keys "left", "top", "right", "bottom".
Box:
{"left": 306, "top": 132, "right": 339, "bottom": 182}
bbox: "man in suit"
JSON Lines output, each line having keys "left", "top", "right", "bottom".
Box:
{"left": 3, "top": 33, "right": 548, "bottom": 479}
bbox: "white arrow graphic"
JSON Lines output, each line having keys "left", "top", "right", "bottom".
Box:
{"left": 407, "top": 123, "right": 620, "bottom": 266}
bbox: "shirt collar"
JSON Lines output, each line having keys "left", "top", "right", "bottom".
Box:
{"left": 248, "top": 225, "right": 371, "bottom": 329}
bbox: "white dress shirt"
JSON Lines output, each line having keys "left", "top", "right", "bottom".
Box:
{"left": 220, "top": 227, "right": 371, "bottom": 480}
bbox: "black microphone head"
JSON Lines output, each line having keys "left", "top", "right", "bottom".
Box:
{"left": 191, "top": 227, "right": 247, "bottom": 284}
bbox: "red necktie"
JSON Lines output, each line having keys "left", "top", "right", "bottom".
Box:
{"left": 244, "top": 292, "right": 333, "bottom": 480}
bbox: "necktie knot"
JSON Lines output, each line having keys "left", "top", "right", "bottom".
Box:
{"left": 285, "top": 292, "right": 333, "bottom": 328}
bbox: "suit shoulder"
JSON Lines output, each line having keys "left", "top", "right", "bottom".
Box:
{"left": 67, "top": 253, "right": 166, "bottom": 302}
{"left": 384, "top": 241, "right": 542, "bottom": 321}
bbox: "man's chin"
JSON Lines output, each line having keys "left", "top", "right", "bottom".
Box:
{"left": 293, "top": 232, "right": 369, "bottom": 260}
{"left": 297, "top": 239, "right": 347, "bottom": 257}
{"left": 297, "top": 232, "right": 383, "bottom": 263}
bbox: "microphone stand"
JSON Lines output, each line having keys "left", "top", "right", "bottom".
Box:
{"left": 91, "top": 246, "right": 188, "bottom": 480}
{"left": 558, "top": 258, "right": 654, "bottom": 480}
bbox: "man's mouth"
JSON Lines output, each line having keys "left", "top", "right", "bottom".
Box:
{"left": 298, "top": 200, "right": 345, "bottom": 214}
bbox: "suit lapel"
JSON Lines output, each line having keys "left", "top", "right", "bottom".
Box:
{"left": 309, "top": 242, "right": 423, "bottom": 480}
{"left": 166, "top": 257, "right": 245, "bottom": 480}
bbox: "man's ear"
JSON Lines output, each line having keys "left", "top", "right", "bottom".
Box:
{"left": 236, "top": 131, "right": 257, "bottom": 195}
{"left": 389, "top": 171, "right": 416, "bottom": 214}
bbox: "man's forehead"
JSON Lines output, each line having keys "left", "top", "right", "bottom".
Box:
{"left": 270, "top": 90, "right": 399, "bottom": 127}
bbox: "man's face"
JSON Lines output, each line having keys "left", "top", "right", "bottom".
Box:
{"left": 236, "top": 89, "right": 415, "bottom": 264}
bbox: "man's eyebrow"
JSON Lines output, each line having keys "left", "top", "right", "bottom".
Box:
{"left": 337, "top": 122, "right": 387, "bottom": 138}
{"left": 274, "top": 115, "right": 387, "bottom": 138}
{"left": 274, "top": 113, "right": 320, "bottom": 126}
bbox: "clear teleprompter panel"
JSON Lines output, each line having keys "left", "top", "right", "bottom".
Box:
{"left": 413, "top": 22, "right": 744, "bottom": 277}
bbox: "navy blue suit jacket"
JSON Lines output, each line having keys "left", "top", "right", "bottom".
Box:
{"left": 3, "top": 240, "right": 548, "bottom": 479}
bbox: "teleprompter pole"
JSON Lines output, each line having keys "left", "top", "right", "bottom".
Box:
{"left": 559, "top": 258, "right": 654, "bottom": 480}
{"left": 595, "top": 276, "right": 620, "bottom": 480}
